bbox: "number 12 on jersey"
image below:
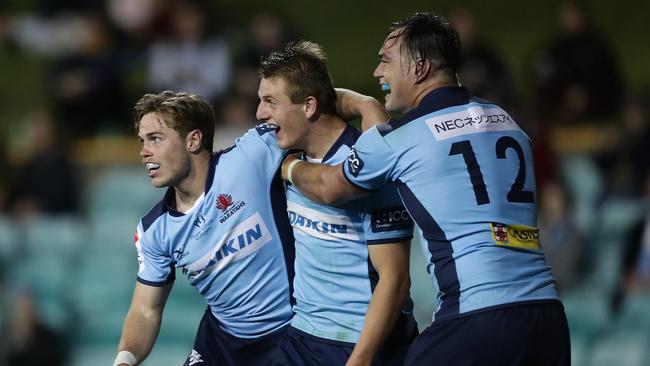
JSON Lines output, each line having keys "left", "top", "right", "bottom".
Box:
{"left": 449, "top": 136, "right": 535, "bottom": 205}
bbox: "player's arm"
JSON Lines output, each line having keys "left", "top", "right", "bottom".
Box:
{"left": 114, "top": 282, "right": 173, "bottom": 366}
{"left": 335, "top": 88, "right": 389, "bottom": 131}
{"left": 347, "top": 240, "right": 411, "bottom": 366}
{"left": 282, "top": 154, "right": 366, "bottom": 205}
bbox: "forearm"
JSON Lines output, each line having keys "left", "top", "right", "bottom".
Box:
{"left": 284, "top": 157, "right": 364, "bottom": 205}
{"left": 116, "top": 305, "right": 163, "bottom": 365}
{"left": 347, "top": 275, "right": 410, "bottom": 366}
{"left": 336, "top": 88, "right": 389, "bottom": 131}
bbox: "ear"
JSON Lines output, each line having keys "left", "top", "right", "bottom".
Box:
{"left": 303, "top": 96, "right": 318, "bottom": 120}
{"left": 414, "top": 58, "right": 432, "bottom": 84}
{"left": 186, "top": 129, "right": 204, "bottom": 153}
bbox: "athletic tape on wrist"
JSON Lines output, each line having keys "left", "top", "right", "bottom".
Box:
{"left": 114, "top": 350, "right": 137, "bottom": 366}
{"left": 287, "top": 159, "right": 302, "bottom": 185}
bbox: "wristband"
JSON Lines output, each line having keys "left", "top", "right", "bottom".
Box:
{"left": 286, "top": 159, "right": 302, "bottom": 184}
{"left": 114, "top": 350, "right": 137, "bottom": 366}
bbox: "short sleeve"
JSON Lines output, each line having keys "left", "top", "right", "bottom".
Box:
{"left": 235, "top": 123, "right": 286, "bottom": 181}
{"left": 342, "top": 126, "right": 397, "bottom": 190}
{"left": 362, "top": 183, "right": 413, "bottom": 245}
{"left": 135, "top": 223, "right": 175, "bottom": 286}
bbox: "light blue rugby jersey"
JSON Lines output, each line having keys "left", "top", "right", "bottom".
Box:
{"left": 134, "top": 123, "right": 295, "bottom": 338}
{"left": 288, "top": 124, "right": 414, "bottom": 343}
{"left": 342, "top": 86, "right": 558, "bottom": 323}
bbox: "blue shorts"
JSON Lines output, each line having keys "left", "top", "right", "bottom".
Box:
{"left": 183, "top": 308, "right": 288, "bottom": 366}
{"left": 273, "top": 313, "right": 418, "bottom": 366}
{"left": 405, "top": 300, "right": 570, "bottom": 366}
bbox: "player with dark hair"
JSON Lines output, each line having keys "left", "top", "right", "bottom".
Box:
{"left": 281, "top": 13, "right": 570, "bottom": 365}
{"left": 114, "top": 91, "right": 295, "bottom": 366}
{"left": 257, "top": 41, "right": 418, "bottom": 365}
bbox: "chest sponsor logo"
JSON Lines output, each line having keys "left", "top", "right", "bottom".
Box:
{"left": 426, "top": 105, "right": 521, "bottom": 141}
{"left": 287, "top": 201, "right": 359, "bottom": 241}
{"left": 371, "top": 207, "right": 413, "bottom": 233}
{"left": 490, "top": 223, "right": 540, "bottom": 250}
{"left": 184, "top": 212, "right": 272, "bottom": 282}
{"left": 216, "top": 193, "right": 246, "bottom": 223}
{"left": 347, "top": 147, "right": 364, "bottom": 177}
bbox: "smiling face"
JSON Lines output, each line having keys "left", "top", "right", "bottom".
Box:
{"left": 373, "top": 29, "right": 419, "bottom": 114}
{"left": 137, "top": 112, "right": 192, "bottom": 188}
{"left": 256, "top": 76, "right": 311, "bottom": 150}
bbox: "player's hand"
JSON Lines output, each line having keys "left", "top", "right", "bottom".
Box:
{"left": 335, "top": 88, "right": 388, "bottom": 131}
{"left": 281, "top": 153, "right": 301, "bottom": 182}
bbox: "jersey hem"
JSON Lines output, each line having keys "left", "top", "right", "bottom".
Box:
{"left": 432, "top": 298, "right": 562, "bottom": 325}
{"left": 289, "top": 326, "right": 357, "bottom": 347}
{"left": 367, "top": 235, "right": 413, "bottom": 245}
{"left": 136, "top": 276, "right": 174, "bottom": 287}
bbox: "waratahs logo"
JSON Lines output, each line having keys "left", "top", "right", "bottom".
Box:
{"left": 216, "top": 193, "right": 246, "bottom": 223}
{"left": 216, "top": 194, "right": 233, "bottom": 211}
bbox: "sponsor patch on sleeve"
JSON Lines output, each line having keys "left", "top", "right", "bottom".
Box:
{"left": 371, "top": 207, "right": 413, "bottom": 233}
{"left": 490, "top": 223, "right": 540, "bottom": 250}
{"left": 347, "top": 147, "right": 365, "bottom": 177}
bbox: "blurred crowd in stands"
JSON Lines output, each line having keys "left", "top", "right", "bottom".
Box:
{"left": 0, "top": 1, "right": 649, "bottom": 365}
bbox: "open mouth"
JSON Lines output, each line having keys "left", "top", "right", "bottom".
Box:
{"left": 145, "top": 162, "right": 160, "bottom": 176}
{"left": 380, "top": 83, "right": 391, "bottom": 100}
{"left": 267, "top": 123, "right": 280, "bottom": 135}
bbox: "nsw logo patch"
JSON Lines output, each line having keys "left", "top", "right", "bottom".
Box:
{"left": 490, "top": 223, "right": 540, "bottom": 250}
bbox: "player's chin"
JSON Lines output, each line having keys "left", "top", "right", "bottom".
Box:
{"left": 150, "top": 176, "right": 168, "bottom": 188}
{"left": 277, "top": 136, "right": 291, "bottom": 150}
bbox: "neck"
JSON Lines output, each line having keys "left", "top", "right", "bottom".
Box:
{"left": 174, "top": 151, "right": 211, "bottom": 212}
{"left": 302, "top": 114, "right": 348, "bottom": 159}
{"left": 408, "top": 74, "right": 458, "bottom": 113}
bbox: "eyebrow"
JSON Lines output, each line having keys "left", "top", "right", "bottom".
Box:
{"left": 139, "top": 132, "right": 162, "bottom": 139}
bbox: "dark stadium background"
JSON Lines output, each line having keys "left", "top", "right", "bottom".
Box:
{"left": 1, "top": 0, "right": 649, "bottom": 365}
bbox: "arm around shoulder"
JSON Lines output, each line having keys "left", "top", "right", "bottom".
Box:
{"left": 282, "top": 154, "right": 366, "bottom": 205}
{"left": 335, "top": 88, "right": 389, "bottom": 132}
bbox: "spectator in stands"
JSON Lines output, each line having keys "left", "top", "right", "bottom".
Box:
{"left": 448, "top": 6, "right": 517, "bottom": 108}
{"left": 146, "top": 0, "right": 231, "bottom": 104}
{"left": 239, "top": 12, "right": 299, "bottom": 69}
{"left": 610, "top": 168, "right": 650, "bottom": 313}
{"left": 3, "top": 289, "right": 69, "bottom": 366}
{"left": 539, "top": 180, "right": 586, "bottom": 292}
{"left": 620, "top": 170, "right": 650, "bottom": 292}
{"left": 530, "top": 0, "right": 623, "bottom": 120}
{"left": 9, "top": 110, "right": 80, "bottom": 219}
{"left": 213, "top": 94, "right": 258, "bottom": 150}
{"left": 597, "top": 92, "right": 650, "bottom": 197}
{"left": 46, "top": 11, "right": 130, "bottom": 137}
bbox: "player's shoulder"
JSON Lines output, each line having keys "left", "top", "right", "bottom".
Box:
{"left": 232, "top": 123, "right": 280, "bottom": 149}
{"left": 140, "top": 193, "right": 170, "bottom": 233}
{"left": 254, "top": 122, "right": 279, "bottom": 136}
{"left": 322, "top": 124, "right": 362, "bottom": 163}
